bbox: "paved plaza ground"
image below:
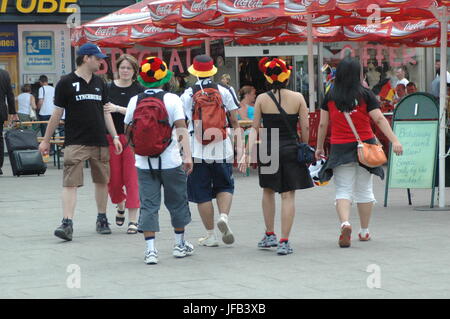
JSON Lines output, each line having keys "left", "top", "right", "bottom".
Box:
{"left": 1, "top": 157, "right": 450, "bottom": 299}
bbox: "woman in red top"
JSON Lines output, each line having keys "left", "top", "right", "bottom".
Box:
{"left": 316, "top": 57, "right": 403, "bottom": 248}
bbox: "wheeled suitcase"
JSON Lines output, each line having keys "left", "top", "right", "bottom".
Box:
{"left": 4, "top": 127, "right": 47, "bottom": 177}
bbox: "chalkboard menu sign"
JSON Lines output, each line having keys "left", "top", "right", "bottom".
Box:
{"left": 384, "top": 93, "right": 440, "bottom": 207}
{"left": 388, "top": 121, "right": 438, "bottom": 189}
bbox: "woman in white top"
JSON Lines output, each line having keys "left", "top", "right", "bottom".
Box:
{"left": 17, "top": 84, "right": 37, "bottom": 122}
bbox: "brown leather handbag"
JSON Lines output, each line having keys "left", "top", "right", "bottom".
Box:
{"left": 344, "top": 112, "right": 387, "bottom": 168}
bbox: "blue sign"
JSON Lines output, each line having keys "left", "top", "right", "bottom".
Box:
{"left": 25, "top": 36, "right": 52, "bottom": 56}
{"left": 0, "top": 24, "right": 18, "bottom": 53}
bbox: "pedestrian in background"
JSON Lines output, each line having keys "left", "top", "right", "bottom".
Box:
{"left": 242, "top": 57, "right": 313, "bottom": 255}
{"left": 0, "top": 68, "right": 18, "bottom": 176}
{"left": 37, "top": 75, "right": 56, "bottom": 137}
{"left": 237, "top": 85, "right": 256, "bottom": 121}
{"left": 104, "top": 54, "right": 144, "bottom": 234}
{"left": 220, "top": 73, "right": 240, "bottom": 107}
{"left": 315, "top": 57, "right": 403, "bottom": 248}
{"left": 17, "top": 84, "right": 37, "bottom": 122}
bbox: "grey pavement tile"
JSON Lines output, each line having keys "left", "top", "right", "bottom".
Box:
{"left": 1, "top": 161, "right": 450, "bottom": 298}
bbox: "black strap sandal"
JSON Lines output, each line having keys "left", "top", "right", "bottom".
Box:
{"left": 116, "top": 210, "right": 126, "bottom": 226}
{"left": 127, "top": 222, "right": 138, "bottom": 234}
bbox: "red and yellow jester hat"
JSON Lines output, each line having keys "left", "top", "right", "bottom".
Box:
{"left": 138, "top": 56, "right": 173, "bottom": 88}
{"left": 258, "top": 57, "right": 291, "bottom": 84}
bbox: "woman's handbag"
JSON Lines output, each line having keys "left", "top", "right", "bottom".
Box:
{"left": 267, "top": 91, "right": 315, "bottom": 165}
{"left": 343, "top": 112, "right": 387, "bottom": 168}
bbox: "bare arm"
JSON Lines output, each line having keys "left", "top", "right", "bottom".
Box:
{"left": 38, "top": 107, "right": 64, "bottom": 155}
{"left": 298, "top": 93, "right": 309, "bottom": 144}
{"left": 174, "top": 119, "right": 193, "bottom": 175}
{"left": 245, "top": 95, "right": 263, "bottom": 168}
{"left": 369, "top": 108, "right": 403, "bottom": 155}
{"left": 30, "top": 95, "right": 37, "bottom": 110}
{"left": 229, "top": 109, "right": 245, "bottom": 163}
{"left": 104, "top": 112, "right": 123, "bottom": 154}
{"left": 315, "top": 109, "right": 329, "bottom": 159}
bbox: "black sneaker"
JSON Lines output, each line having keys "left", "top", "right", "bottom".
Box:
{"left": 96, "top": 215, "right": 111, "bottom": 234}
{"left": 54, "top": 218, "right": 73, "bottom": 241}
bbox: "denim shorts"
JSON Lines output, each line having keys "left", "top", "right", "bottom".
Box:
{"left": 187, "top": 161, "right": 234, "bottom": 204}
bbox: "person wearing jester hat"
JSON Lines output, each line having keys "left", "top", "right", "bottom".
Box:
{"left": 124, "top": 56, "right": 194, "bottom": 265}
{"left": 181, "top": 55, "right": 245, "bottom": 248}
{"left": 241, "top": 57, "right": 314, "bottom": 256}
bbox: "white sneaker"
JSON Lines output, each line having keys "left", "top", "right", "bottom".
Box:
{"left": 144, "top": 249, "right": 158, "bottom": 264}
{"left": 198, "top": 234, "right": 219, "bottom": 247}
{"left": 173, "top": 240, "right": 195, "bottom": 258}
{"left": 217, "top": 216, "right": 235, "bottom": 245}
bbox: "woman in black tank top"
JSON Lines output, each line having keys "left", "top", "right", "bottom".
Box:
{"left": 240, "top": 57, "right": 313, "bottom": 256}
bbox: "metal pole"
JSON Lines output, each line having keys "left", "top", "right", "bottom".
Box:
{"left": 205, "top": 39, "right": 211, "bottom": 56}
{"left": 307, "top": 14, "right": 315, "bottom": 112}
{"left": 438, "top": 8, "right": 448, "bottom": 208}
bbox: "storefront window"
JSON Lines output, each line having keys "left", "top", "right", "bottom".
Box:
{"left": 322, "top": 42, "right": 426, "bottom": 105}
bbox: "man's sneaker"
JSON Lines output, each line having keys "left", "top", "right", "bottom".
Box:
{"left": 144, "top": 249, "right": 158, "bottom": 265}
{"left": 339, "top": 225, "right": 352, "bottom": 248}
{"left": 276, "top": 241, "right": 293, "bottom": 255}
{"left": 54, "top": 218, "right": 73, "bottom": 241}
{"left": 258, "top": 234, "right": 278, "bottom": 249}
{"left": 358, "top": 232, "right": 371, "bottom": 241}
{"left": 173, "top": 241, "right": 195, "bottom": 258}
{"left": 96, "top": 215, "right": 111, "bottom": 235}
{"left": 198, "top": 234, "right": 219, "bottom": 247}
{"left": 217, "top": 216, "right": 235, "bottom": 245}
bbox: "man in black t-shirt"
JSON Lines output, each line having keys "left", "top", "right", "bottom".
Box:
{"left": 39, "top": 43, "right": 123, "bottom": 241}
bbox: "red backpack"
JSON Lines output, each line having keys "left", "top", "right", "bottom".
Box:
{"left": 128, "top": 91, "right": 172, "bottom": 158}
{"left": 192, "top": 83, "right": 228, "bottom": 145}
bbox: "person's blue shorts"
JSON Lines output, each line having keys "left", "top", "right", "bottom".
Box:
{"left": 187, "top": 161, "right": 234, "bottom": 204}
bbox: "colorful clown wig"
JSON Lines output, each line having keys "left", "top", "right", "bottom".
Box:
{"left": 258, "top": 57, "right": 291, "bottom": 84}
{"left": 138, "top": 56, "right": 173, "bottom": 88}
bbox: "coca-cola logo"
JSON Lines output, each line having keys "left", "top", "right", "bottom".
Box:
{"left": 404, "top": 21, "right": 426, "bottom": 32}
{"left": 354, "top": 24, "right": 379, "bottom": 33}
{"left": 156, "top": 4, "right": 172, "bottom": 16}
{"left": 233, "top": 0, "right": 264, "bottom": 9}
{"left": 191, "top": 0, "right": 208, "bottom": 12}
{"left": 95, "top": 27, "right": 118, "bottom": 37}
{"left": 143, "top": 25, "right": 162, "bottom": 33}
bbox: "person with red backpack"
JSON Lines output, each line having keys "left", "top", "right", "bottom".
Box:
{"left": 124, "top": 57, "right": 194, "bottom": 265}
{"left": 181, "top": 55, "right": 245, "bottom": 247}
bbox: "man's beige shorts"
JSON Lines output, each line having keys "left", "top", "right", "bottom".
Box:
{"left": 63, "top": 145, "right": 110, "bottom": 187}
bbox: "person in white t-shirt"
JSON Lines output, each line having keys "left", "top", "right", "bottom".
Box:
{"left": 124, "top": 56, "right": 194, "bottom": 265}
{"left": 395, "top": 66, "right": 409, "bottom": 87}
{"left": 181, "top": 55, "right": 245, "bottom": 248}
{"left": 37, "top": 75, "right": 56, "bottom": 136}
{"left": 17, "top": 84, "right": 37, "bottom": 122}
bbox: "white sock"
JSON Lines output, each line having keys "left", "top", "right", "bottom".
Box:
{"left": 341, "top": 221, "right": 351, "bottom": 228}
{"left": 146, "top": 238, "right": 155, "bottom": 251}
{"left": 207, "top": 229, "right": 216, "bottom": 237}
{"left": 220, "top": 213, "right": 228, "bottom": 221}
{"left": 360, "top": 228, "right": 370, "bottom": 236}
{"left": 175, "top": 232, "right": 185, "bottom": 246}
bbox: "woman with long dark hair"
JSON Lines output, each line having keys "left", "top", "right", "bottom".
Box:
{"left": 316, "top": 57, "right": 403, "bottom": 248}
{"left": 242, "top": 57, "right": 314, "bottom": 255}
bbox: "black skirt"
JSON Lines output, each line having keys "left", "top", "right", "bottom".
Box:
{"left": 258, "top": 141, "right": 314, "bottom": 193}
{"left": 318, "top": 137, "right": 385, "bottom": 183}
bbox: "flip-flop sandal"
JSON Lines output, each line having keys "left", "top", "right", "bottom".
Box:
{"left": 127, "top": 222, "right": 138, "bottom": 234}
{"left": 116, "top": 210, "right": 126, "bottom": 227}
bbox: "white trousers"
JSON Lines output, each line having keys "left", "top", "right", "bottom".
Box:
{"left": 333, "top": 162, "right": 376, "bottom": 203}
